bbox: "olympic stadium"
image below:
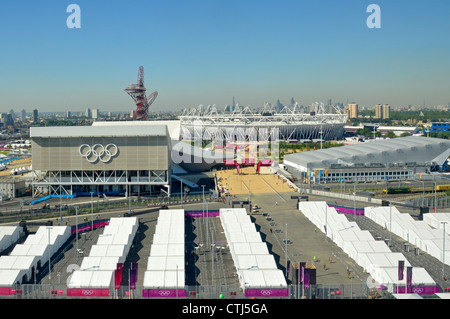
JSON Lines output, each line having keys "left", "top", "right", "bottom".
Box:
{"left": 178, "top": 102, "right": 347, "bottom": 142}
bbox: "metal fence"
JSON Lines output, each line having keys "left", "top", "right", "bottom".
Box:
{"left": 1, "top": 283, "right": 374, "bottom": 299}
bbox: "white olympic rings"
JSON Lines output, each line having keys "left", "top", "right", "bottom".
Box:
{"left": 79, "top": 143, "right": 118, "bottom": 163}
{"left": 82, "top": 289, "right": 94, "bottom": 296}
{"left": 260, "top": 289, "right": 272, "bottom": 296}
{"left": 413, "top": 287, "right": 424, "bottom": 294}
{"left": 159, "top": 290, "right": 171, "bottom": 297}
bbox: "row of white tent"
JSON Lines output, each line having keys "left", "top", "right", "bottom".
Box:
{"left": 423, "top": 212, "right": 450, "bottom": 235}
{"left": 11, "top": 165, "right": 32, "bottom": 175}
{"left": 298, "top": 202, "right": 437, "bottom": 292}
{"left": 0, "top": 226, "right": 24, "bottom": 253}
{"left": 219, "top": 208, "right": 287, "bottom": 291}
{"left": 143, "top": 210, "right": 185, "bottom": 290}
{"left": 365, "top": 207, "right": 450, "bottom": 266}
{"left": 68, "top": 217, "right": 139, "bottom": 289}
{"left": 0, "top": 226, "right": 71, "bottom": 287}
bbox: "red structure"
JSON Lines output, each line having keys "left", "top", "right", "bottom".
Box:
{"left": 125, "top": 66, "right": 158, "bottom": 120}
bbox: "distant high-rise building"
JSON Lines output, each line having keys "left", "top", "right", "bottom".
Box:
{"left": 347, "top": 103, "right": 358, "bottom": 119}
{"left": 21, "top": 109, "right": 26, "bottom": 122}
{"left": 290, "top": 97, "right": 296, "bottom": 107}
{"left": 375, "top": 104, "right": 382, "bottom": 119}
{"left": 382, "top": 104, "right": 390, "bottom": 119}
{"left": 328, "top": 105, "right": 335, "bottom": 114}
{"left": 327, "top": 99, "right": 332, "bottom": 107}
{"left": 66, "top": 111, "right": 71, "bottom": 118}
{"left": 85, "top": 108, "right": 92, "bottom": 118}
{"left": 5, "top": 114, "right": 14, "bottom": 127}
{"left": 130, "top": 109, "right": 135, "bottom": 118}
{"left": 92, "top": 108, "right": 99, "bottom": 119}
{"left": 33, "top": 109, "right": 39, "bottom": 123}
{"left": 276, "top": 99, "right": 283, "bottom": 112}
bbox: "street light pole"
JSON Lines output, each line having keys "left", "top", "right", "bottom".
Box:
{"left": 90, "top": 192, "right": 94, "bottom": 232}
{"left": 47, "top": 227, "right": 52, "bottom": 283}
{"left": 435, "top": 181, "right": 437, "bottom": 213}
{"left": 285, "top": 223, "right": 288, "bottom": 278}
{"left": 76, "top": 206, "right": 78, "bottom": 251}
{"left": 389, "top": 202, "right": 392, "bottom": 247}
{"left": 202, "top": 185, "right": 206, "bottom": 225}
{"left": 442, "top": 221, "right": 448, "bottom": 280}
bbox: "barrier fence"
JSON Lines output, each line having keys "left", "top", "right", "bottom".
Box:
{"left": 0, "top": 283, "right": 377, "bottom": 299}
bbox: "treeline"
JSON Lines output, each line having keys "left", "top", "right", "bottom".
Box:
{"left": 358, "top": 110, "right": 449, "bottom": 124}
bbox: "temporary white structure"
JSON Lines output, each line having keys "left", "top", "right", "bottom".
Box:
{"left": 0, "top": 226, "right": 71, "bottom": 287}
{"left": 299, "top": 202, "right": 437, "bottom": 292}
{"left": 234, "top": 254, "right": 278, "bottom": 270}
{"left": 371, "top": 267, "right": 436, "bottom": 293}
{"left": 88, "top": 244, "right": 128, "bottom": 263}
{"left": 219, "top": 208, "right": 287, "bottom": 294}
{"left": 146, "top": 256, "right": 185, "bottom": 271}
{"left": 239, "top": 269, "right": 287, "bottom": 289}
{"left": 365, "top": 206, "right": 450, "bottom": 266}
{"left": 342, "top": 240, "right": 391, "bottom": 263}
{"left": 0, "top": 226, "right": 23, "bottom": 253}
{"left": 69, "top": 217, "right": 138, "bottom": 290}
{"left": 423, "top": 213, "right": 450, "bottom": 233}
{"left": 80, "top": 256, "right": 122, "bottom": 271}
{"left": 149, "top": 244, "right": 185, "bottom": 257}
{"left": 229, "top": 242, "right": 269, "bottom": 256}
{"left": 144, "top": 210, "right": 186, "bottom": 291}
{"left": 67, "top": 270, "right": 115, "bottom": 289}
{"left": 143, "top": 270, "right": 185, "bottom": 289}
{"left": 357, "top": 252, "right": 412, "bottom": 274}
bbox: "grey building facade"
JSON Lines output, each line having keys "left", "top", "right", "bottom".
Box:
{"left": 30, "top": 125, "right": 171, "bottom": 197}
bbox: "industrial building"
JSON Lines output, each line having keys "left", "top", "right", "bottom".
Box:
{"left": 283, "top": 136, "right": 450, "bottom": 183}
{"left": 30, "top": 124, "right": 171, "bottom": 197}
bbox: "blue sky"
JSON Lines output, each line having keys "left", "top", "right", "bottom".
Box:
{"left": 0, "top": 0, "right": 449, "bottom": 112}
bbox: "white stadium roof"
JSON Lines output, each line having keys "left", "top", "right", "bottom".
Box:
{"left": 284, "top": 136, "right": 450, "bottom": 170}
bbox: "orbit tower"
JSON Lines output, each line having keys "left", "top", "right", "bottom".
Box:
{"left": 124, "top": 66, "right": 158, "bottom": 120}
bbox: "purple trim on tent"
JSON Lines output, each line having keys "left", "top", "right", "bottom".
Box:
{"left": 395, "top": 285, "right": 440, "bottom": 295}
{"left": 329, "top": 205, "right": 364, "bottom": 216}
{"left": 185, "top": 211, "right": 220, "bottom": 217}
{"left": 244, "top": 288, "right": 289, "bottom": 297}
{"left": 142, "top": 289, "right": 187, "bottom": 298}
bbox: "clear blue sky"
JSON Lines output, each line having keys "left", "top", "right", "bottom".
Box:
{"left": 0, "top": 0, "right": 449, "bottom": 112}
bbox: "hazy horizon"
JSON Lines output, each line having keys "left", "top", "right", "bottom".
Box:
{"left": 1, "top": 0, "right": 449, "bottom": 113}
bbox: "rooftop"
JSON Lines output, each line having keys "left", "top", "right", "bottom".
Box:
{"left": 283, "top": 136, "right": 450, "bottom": 170}
{"left": 30, "top": 124, "right": 168, "bottom": 138}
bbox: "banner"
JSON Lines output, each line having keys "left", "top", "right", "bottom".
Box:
{"left": 299, "top": 262, "right": 305, "bottom": 283}
{"left": 115, "top": 263, "right": 123, "bottom": 290}
{"left": 304, "top": 268, "right": 310, "bottom": 289}
{"left": 286, "top": 261, "right": 290, "bottom": 274}
{"left": 406, "top": 267, "right": 413, "bottom": 293}
{"left": 130, "top": 263, "right": 138, "bottom": 290}
{"left": 398, "top": 260, "right": 404, "bottom": 281}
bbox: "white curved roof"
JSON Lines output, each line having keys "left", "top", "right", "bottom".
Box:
{"left": 284, "top": 136, "right": 450, "bottom": 170}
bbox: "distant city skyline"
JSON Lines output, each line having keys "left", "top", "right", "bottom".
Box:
{"left": 0, "top": 0, "right": 449, "bottom": 113}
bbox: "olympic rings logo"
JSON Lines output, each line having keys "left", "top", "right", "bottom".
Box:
{"left": 82, "top": 290, "right": 94, "bottom": 296}
{"left": 79, "top": 144, "right": 119, "bottom": 163}
{"left": 260, "top": 290, "right": 272, "bottom": 296}
{"left": 159, "top": 290, "right": 171, "bottom": 297}
{"left": 413, "top": 287, "right": 423, "bottom": 294}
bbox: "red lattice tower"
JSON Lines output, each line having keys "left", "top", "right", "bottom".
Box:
{"left": 124, "top": 66, "right": 158, "bottom": 120}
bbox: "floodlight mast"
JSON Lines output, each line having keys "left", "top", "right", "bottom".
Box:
{"left": 124, "top": 66, "right": 158, "bottom": 121}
